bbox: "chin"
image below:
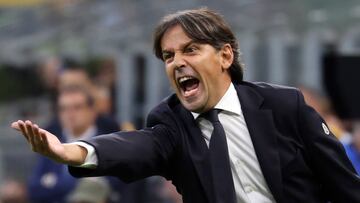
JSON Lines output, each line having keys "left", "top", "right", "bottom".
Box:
{"left": 175, "top": 87, "right": 208, "bottom": 113}
{"left": 180, "top": 98, "right": 206, "bottom": 113}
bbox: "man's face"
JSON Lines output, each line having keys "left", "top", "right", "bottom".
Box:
{"left": 161, "top": 25, "right": 233, "bottom": 113}
{"left": 58, "top": 92, "right": 96, "bottom": 135}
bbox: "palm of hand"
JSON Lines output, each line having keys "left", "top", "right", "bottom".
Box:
{"left": 11, "top": 120, "right": 67, "bottom": 163}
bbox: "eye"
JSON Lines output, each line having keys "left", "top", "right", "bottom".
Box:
{"left": 162, "top": 52, "right": 174, "bottom": 61}
{"left": 184, "top": 46, "right": 197, "bottom": 53}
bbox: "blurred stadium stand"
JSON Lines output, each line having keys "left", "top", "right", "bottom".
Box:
{"left": 1, "top": 0, "right": 360, "bottom": 187}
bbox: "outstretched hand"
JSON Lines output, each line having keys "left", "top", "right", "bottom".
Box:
{"left": 11, "top": 120, "right": 69, "bottom": 164}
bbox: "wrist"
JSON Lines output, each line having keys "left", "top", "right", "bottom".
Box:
{"left": 62, "top": 143, "right": 87, "bottom": 166}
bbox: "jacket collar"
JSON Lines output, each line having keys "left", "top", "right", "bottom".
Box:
{"left": 177, "top": 104, "right": 215, "bottom": 202}
{"left": 234, "top": 82, "right": 284, "bottom": 203}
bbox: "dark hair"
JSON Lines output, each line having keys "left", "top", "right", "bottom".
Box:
{"left": 153, "top": 8, "right": 243, "bottom": 83}
{"left": 57, "top": 85, "right": 95, "bottom": 107}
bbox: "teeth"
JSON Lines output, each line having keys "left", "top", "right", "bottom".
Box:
{"left": 178, "top": 76, "right": 194, "bottom": 84}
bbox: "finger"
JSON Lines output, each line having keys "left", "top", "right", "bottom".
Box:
{"left": 11, "top": 122, "right": 21, "bottom": 131}
{"left": 17, "top": 120, "right": 30, "bottom": 142}
{"left": 39, "top": 129, "right": 50, "bottom": 153}
{"left": 25, "top": 120, "right": 37, "bottom": 151}
{"left": 33, "top": 124, "right": 45, "bottom": 152}
{"left": 32, "top": 124, "right": 41, "bottom": 139}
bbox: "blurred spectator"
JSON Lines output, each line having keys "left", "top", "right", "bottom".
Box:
{"left": 93, "top": 85, "right": 113, "bottom": 117}
{"left": 159, "top": 181, "right": 182, "bottom": 203}
{"left": 93, "top": 58, "right": 117, "bottom": 116}
{"left": 67, "top": 178, "right": 110, "bottom": 203}
{"left": 301, "top": 84, "right": 360, "bottom": 174}
{"left": 36, "top": 57, "right": 63, "bottom": 113}
{"left": 58, "top": 68, "right": 93, "bottom": 92}
{"left": 299, "top": 86, "right": 346, "bottom": 138}
{"left": 94, "top": 58, "right": 116, "bottom": 92}
{"left": 120, "top": 121, "right": 136, "bottom": 132}
{"left": 343, "top": 121, "right": 360, "bottom": 175}
{"left": 58, "top": 64, "right": 135, "bottom": 131}
{"left": 38, "top": 57, "right": 62, "bottom": 93}
{"left": 27, "top": 86, "right": 123, "bottom": 203}
{"left": 59, "top": 67, "right": 116, "bottom": 119}
{"left": 0, "top": 179, "right": 28, "bottom": 203}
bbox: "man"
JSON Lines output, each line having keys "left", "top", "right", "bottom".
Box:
{"left": 12, "top": 8, "right": 360, "bottom": 203}
{"left": 27, "top": 86, "right": 121, "bottom": 203}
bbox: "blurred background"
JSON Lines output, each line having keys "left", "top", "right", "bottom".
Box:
{"left": 0, "top": 0, "right": 360, "bottom": 203}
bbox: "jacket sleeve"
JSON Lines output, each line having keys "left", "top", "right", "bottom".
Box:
{"left": 296, "top": 90, "right": 360, "bottom": 202}
{"left": 68, "top": 123, "right": 178, "bottom": 183}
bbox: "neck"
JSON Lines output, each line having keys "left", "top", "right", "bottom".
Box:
{"left": 210, "top": 79, "right": 232, "bottom": 110}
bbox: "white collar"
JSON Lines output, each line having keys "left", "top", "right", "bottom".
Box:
{"left": 191, "top": 83, "right": 242, "bottom": 119}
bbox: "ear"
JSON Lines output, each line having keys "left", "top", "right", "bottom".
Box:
{"left": 220, "top": 43, "right": 234, "bottom": 71}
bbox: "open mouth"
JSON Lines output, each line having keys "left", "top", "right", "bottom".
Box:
{"left": 178, "top": 76, "right": 200, "bottom": 97}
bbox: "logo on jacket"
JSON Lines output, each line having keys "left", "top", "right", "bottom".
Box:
{"left": 322, "top": 123, "right": 330, "bottom": 135}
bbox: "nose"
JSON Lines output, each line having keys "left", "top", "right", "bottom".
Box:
{"left": 173, "top": 53, "right": 186, "bottom": 70}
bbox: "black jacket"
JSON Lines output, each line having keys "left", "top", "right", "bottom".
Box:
{"left": 69, "top": 81, "right": 360, "bottom": 203}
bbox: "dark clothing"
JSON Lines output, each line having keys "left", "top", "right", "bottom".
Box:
{"left": 69, "top": 81, "right": 360, "bottom": 203}
{"left": 28, "top": 115, "right": 122, "bottom": 203}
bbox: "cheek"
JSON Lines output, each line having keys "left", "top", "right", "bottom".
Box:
{"left": 165, "top": 67, "right": 177, "bottom": 88}
{"left": 199, "top": 61, "right": 220, "bottom": 84}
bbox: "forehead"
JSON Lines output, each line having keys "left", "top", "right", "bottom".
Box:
{"left": 160, "top": 25, "right": 192, "bottom": 51}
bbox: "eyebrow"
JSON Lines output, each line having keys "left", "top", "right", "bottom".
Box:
{"left": 161, "top": 40, "right": 196, "bottom": 55}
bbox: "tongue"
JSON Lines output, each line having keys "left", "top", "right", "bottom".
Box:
{"left": 184, "top": 79, "right": 199, "bottom": 92}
